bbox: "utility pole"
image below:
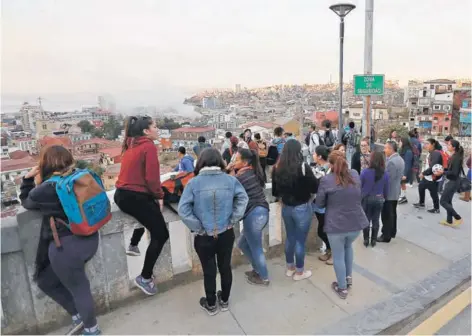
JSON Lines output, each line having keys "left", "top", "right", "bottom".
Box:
{"left": 362, "top": 0, "right": 374, "bottom": 138}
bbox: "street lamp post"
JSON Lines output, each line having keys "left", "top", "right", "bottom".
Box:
{"left": 330, "top": 3, "right": 356, "bottom": 132}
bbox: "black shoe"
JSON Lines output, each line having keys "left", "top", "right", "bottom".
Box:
{"left": 377, "top": 235, "right": 391, "bottom": 243}
{"left": 427, "top": 208, "right": 440, "bottom": 214}
{"left": 398, "top": 197, "right": 408, "bottom": 204}
{"left": 199, "top": 297, "right": 219, "bottom": 316}
{"left": 371, "top": 238, "right": 377, "bottom": 247}
{"left": 413, "top": 203, "right": 425, "bottom": 208}
{"left": 363, "top": 239, "right": 369, "bottom": 247}
{"left": 217, "top": 291, "right": 229, "bottom": 311}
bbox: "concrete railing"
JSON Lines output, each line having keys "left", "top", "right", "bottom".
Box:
{"left": 1, "top": 184, "right": 320, "bottom": 334}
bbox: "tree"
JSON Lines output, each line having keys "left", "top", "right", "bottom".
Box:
{"left": 378, "top": 125, "right": 409, "bottom": 142}
{"left": 102, "top": 116, "right": 123, "bottom": 140}
{"left": 157, "top": 117, "right": 181, "bottom": 130}
{"left": 77, "top": 120, "right": 95, "bottom": 133}
{"left": 75, "top": 160, "right": 104, "bottom": 177}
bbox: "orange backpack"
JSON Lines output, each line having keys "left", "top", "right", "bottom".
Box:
{"left": 162, "top": 172, "right": 194, "bottom": 213}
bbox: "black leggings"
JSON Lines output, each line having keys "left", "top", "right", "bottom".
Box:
{"left": 114, "top": 189, "right": 169, "bottom": 279}
{"left": 194, "top": 229, "right": 235, "bottom": 306}
{"left": 440, "top": 179, "right": 461, "bottom": 223}
{"left": 315, "top": 212, "right": 330, "bottom": 250}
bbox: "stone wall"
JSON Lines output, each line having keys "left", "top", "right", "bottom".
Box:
{"left": 1, "top": 186, "right": 319, "bottom": 335}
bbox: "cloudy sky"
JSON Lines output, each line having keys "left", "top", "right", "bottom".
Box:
{"left": 1, "top": 0, "right": 471, "bottom": 110}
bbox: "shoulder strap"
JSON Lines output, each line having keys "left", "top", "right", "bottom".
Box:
{"left": 301, "top": 162, "right": 306, "bottom": 176}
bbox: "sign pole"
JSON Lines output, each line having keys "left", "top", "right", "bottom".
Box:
{"left": 362, "top": 0, "right": 374, "bottom": 138}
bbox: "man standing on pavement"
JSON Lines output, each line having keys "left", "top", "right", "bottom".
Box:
{"left": 221, "top": 131, "right": 232, "bottom": 154}
{"left": 378, "top": 141, "right": 405, "bottom": 243}
{"left": 342, "top": 121, "right": 360, "bottom": 169}
{"left": 308, "top": 124, "right": 322, "bottom": 159}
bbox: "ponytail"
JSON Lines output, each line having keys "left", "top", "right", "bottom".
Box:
{"left": 121, "top": 116, "right": 153, "bottom": 154}
{"left": 122, "top": 116, "right": 137, "bottom": 154}
{"left": 328, "top": 150, "right": 355, "bottom": 187}
{"left": 450, "top": 139, "right": 464, "bottom": 159}
{"left": 238, "top": 148, "right": 265, "bottom": 187}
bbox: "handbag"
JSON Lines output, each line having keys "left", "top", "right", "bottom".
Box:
{"left": 457, "top": 167, "right": 471, "bottom": 193}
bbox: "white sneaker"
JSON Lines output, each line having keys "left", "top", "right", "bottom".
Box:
{"left": 293, "top": 270, "right": 312, "bottom": 281}
{"left": 286, "top": 269, "right": 296, "bottom": 277}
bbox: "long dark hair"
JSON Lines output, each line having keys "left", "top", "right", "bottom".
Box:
{"left": 399, "top": 136, "right": 412, "bottom": 156}
{"left": 274, "top": 140, "right": 304, "bottom": 189}
{"left": 194, "top": 148, "right": 226, "bottom": 176}
{"left": 427, "top": 138, "right": 442, "bottom": 151}
{"left": 369, "top": 151, "right": 385, "bottom": 182}
{"left": 450, "top": 139, "right": 464, "bottom": 160}
{"left": 122, "top": 116, "right": 153, "bottom": 153}
{"left": 38, "top": 145, "right": 75, "bottom": 183}
{"left": 329, "top": 150, "right": 355, "bottom": 187}
{"left": 238, "top": 148, "right": 265, "bottom": 187}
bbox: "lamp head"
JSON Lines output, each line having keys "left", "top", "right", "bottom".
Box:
{"left": 330, "top": 3, "right": 356, "bottom": 18}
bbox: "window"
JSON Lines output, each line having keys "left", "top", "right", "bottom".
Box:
{"left": 430, "top": 84, "right": 434, "bottom": 90}
{"left": 433, "top": 117, "right": 438, "bottom": 120}
{"left": 42, "top": 124, "right": 47, "bottom": 130}
{"left": 447, "top": 85, "right": 452, "bottom": 91}
{"left": 433, "top": 105, "right": 441, "bottom": 110}
{"left": 445, "top": 117, "right": 450, "bottom": 121}
{"left": 444, "top": 127, "right": 449, "bottom": 131}
{"left": 443, "top": 105, "right": 451, "bottom": 111}
{"left": 423, "top": 91, "right": 427, "bottom": 97}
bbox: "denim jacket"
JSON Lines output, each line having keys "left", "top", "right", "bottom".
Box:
{"left": 178, "top": 167, "right": 249, "bottom": 236}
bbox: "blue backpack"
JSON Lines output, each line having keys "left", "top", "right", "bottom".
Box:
{"left": 47, "top": 169, "right": 112, "bottom": 237}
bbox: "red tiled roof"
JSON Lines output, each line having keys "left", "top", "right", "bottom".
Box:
{"left": 9, "top": 150, "right": 30, "bottom": 160}
{"left": 39, "top": 136, "right": 72, "bottom": 148}
{"left": 99, "top": 146, "right": 122, "bottom": 158}
{"left": 172, "top": 127, "right": 215, "bottom": 133}
{"left": 1, "top": 156, "right": 38, "bottom": 172}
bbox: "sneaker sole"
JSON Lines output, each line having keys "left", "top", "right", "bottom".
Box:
{"left": 126, "top": 251, "right": 141, "bottom": 256}
{"left": 66, "top": 322, "right": 84, "bottom": 335}
{"left": 219, "top": 305, "right": 229, "bottom": 312}
{"left": 246, "top": 277, "right": 270, "bottom": 287}
{"left": 134, "top": 279, "right": 157, "bottom": 296}
{"left": 200, "top": 305, "right": 219, "bottom": 316}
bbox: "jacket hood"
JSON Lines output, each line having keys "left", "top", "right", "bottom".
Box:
{"left": 272, "top": 137, "right": 285, "bottom": 145}
{"left": 182, "top": 154, "right": 195, "bottom": 164}
{"left": 127, "top": 136, "right": 153, "bottom": 148}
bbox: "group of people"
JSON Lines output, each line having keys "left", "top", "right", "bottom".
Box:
{"left": 19, "top": 114, "right": 469, "bottom": 334}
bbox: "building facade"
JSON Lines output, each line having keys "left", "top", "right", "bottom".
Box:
{"left": 170, "top": 127, "right": 216, "bottom": 149}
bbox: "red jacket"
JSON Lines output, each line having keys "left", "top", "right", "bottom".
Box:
{"left": 116, "top": 137, "right": 164, "bottom": 199}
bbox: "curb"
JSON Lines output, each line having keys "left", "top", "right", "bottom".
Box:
{"left": 319, "top": 254, "right": 471, "bottom": 335}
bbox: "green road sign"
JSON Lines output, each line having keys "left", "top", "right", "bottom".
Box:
{"left": 353, "top": 74, "right": 385, "bottom": 95}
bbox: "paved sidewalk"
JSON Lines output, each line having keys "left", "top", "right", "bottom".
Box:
{"left": 52, "top": 188, "right": 471, "bottom": 335}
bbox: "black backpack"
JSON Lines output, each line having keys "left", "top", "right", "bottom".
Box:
{"left": 324, "top": 130, "right": 335, "bottom": 148}
{"left": 266, "top": 145, "right": 279, "bottom": 166}
{"left": 304, "top": 133, "right": 311, "bottom": 146}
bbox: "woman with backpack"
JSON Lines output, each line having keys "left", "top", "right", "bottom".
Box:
{"left": 440, "top": 140, "right": 464, "bottom": 227}
{"left": 360, "top": 151, "right": 389, "bottom": 247}
{"left": 231, "top": 148, "right": 270, "bottom": 286}
{"left": 114, "top": 116, "right": 169, "bottom": 296}
{"left": 312, "top": 146, "right": 333, "bottom": 265}
{"left": 272, "top": 140, "right": 318, "bottom": 281}
{"left": 254, "top": 132, "right": 268, "bottom": 182}
{"left": 20, "top": 146, "right": 101, "bottom": 335}
{"left": 178, "top": 148, "right": 248, "bottom": 315}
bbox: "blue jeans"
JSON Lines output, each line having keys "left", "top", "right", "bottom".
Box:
{"left": 282, "top": 202, "right": 313, "bottom": 272}
{"left": 238, "top": 206, "right": 270, "bottom": 280}
{"left": 327, "top": 231, "right": 360, "bottom": 289}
